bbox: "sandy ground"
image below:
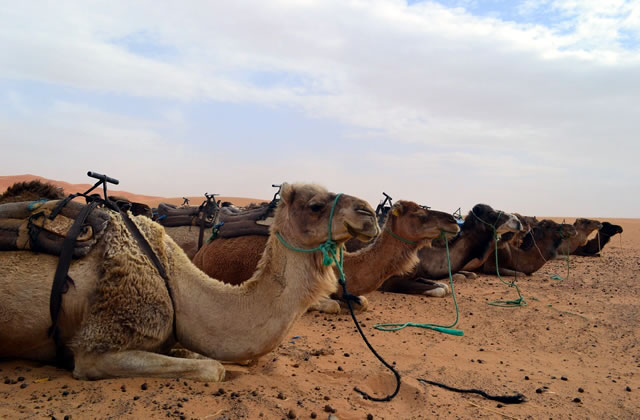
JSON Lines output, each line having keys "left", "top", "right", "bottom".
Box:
{"left": 0, "top": 178, "right": 638, "bottom": 419}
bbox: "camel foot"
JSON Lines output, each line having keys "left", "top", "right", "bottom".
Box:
{"left": 457, "top": 270, "right": 478, "bottom": 279}
{"left": 339, "top": 295, "right": 369, "bottom": 312}
{"left": 416, "top": 278, "right": 449, "bottom": 297}
{"left": 308, "top": 296, "right": 341, "bottom": 314}
{"left": 73, "top": 350, "right": 226, "bottom": 382}
{"left": 451, "top": 273, "right": 466, "bottom": 282}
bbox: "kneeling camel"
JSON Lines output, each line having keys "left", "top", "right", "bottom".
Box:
{"left": 193, "top": 201, "right": 461, "bottom": 311}
{"left": 0, "top": 183, "right": 378, "bottom": 381}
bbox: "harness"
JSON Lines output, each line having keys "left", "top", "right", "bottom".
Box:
{"left": 45, "top": 171, "right": 177, "bottom": 367}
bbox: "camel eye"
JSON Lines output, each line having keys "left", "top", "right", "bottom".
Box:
{"left": 309, "top": 203, "right": 325, "bottom": 212}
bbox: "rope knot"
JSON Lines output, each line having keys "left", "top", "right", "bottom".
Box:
{"left": 319, "top": 240, "right": 338, "bottom": 266}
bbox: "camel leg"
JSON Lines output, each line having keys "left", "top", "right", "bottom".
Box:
{"left": 457, "top": 270, "right": 478, "bottom": 279}
{"left": 73, "top": 350, "right": 225, "bottom": 382}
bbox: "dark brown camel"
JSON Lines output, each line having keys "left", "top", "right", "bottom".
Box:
{"left": 479, "top": 219, "right": 577, "bottom": 276}
{"left": 0, "top": 180, "right": 65, "bottom": 204}
{"left": 572, "top": 222, "right": 623, "bottom": 256}
{"left": 378, "top": 204, "right": 523, "bottom": 295}
{"left": 192, "top": 201, "right": 460, "bottom": 311}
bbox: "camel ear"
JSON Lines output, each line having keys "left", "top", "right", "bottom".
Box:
{"left": 391, "top": 202, "right": 403, "bottom": 217}
{"left": 280, "top": 183, "right": 295, "bottom": 206}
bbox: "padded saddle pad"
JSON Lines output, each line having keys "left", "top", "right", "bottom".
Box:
{"left": 0, "top": 199, "right": 110, "bottom": 258}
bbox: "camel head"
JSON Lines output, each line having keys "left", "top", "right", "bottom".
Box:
{"left": 574, "top": 218, "right": 603, "bottom": 244}
{"left": 601, "top": 222, "right": 623, "bottom": 237}
{"left": 467, "top": 204, "right": 523, "bottom": 235}
{"left": 525, "top": 219, "right": 577, "bottom": 252}
{"left": 386, "top": 201, "right": 460, "bottom": 245}
{"left": 273, "top": 183, "right": 379, "bottom": 248}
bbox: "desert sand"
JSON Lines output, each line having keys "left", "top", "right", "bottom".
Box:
{"left": 0, "top": 177, "right": 638, "bottom": 419}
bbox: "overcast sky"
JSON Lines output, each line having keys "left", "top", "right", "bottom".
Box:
{"left": 2, "top": 0, "right": 639, "bottom": 217}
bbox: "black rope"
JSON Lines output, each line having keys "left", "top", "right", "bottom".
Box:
{"left": 417, "top": 378, "right": 526, "bottom": 404}
{"left": 340, "top": 283, "right": 402, "bottom": 402}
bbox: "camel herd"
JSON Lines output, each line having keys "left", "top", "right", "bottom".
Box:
{"left": 0, "top": 179, "right": 623, "bottom": 382}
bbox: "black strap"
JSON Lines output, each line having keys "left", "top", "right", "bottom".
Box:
{"left": 197, "top": 209, "right": 206, "bottom": 250}
{"left": 48, "top": 200, "right": 99, "bottom": 366}
{"left": 417, "top": 379, "right": 526, "bottom": 404}
{"left": 117, "top": 208, "right": 179, "bottom": 342}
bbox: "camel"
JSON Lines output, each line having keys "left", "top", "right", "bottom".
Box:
{"left": 378, "top": 204, "right": 523, "bottom": 295}
{"left": 573, "top": 222, "right": 623, "bottom": 256}
{"left": 479, "top": 219, "right": 577, "bottom": 276}
{"left": 0, "top": 180, "right": 65, "bottom": 204}
{"left": 192, "top": 201, "right": 461, "bottom": 312}
{"left": 555, "top": 218, "right": 602, "bottom": 257}
{"left": 0, "top": 183, "right": 379, "bottom": 381}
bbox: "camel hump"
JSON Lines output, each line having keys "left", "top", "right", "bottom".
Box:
{"left": 0, "top": 199, "right": 110, "bottom": 258}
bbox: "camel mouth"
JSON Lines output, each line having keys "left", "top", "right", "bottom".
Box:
{"left": 345, "top": 222, "right": 377, "bottom": 243}
{"left": 441, "top": 226, "right": 460, "bottom": 239}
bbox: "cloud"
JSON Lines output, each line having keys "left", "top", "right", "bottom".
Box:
{"left": 1, "top": 1, "right": 639, "bottom": 216}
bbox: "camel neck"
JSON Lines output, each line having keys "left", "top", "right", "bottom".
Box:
{"left": 341, "top": 228, "right": 419, "bottom": 296}
{"left": 417, "top": 226, "right": 494, "bottom": 279}
{"left": 169, "top": 236, "right": 336, "bottom": 362}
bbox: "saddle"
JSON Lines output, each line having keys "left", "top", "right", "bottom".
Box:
{"left": 214, "top": 202, "right": 276, "bottom": 239}
{"left": 156, "top": 202, "right": 215, "bottom": 228}
{"left": 0, "top": 199, "right": 110, "bottom": 258}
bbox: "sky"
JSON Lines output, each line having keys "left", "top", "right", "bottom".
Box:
{"left": 1, "top": 0, "right": 639, "bottom": 217}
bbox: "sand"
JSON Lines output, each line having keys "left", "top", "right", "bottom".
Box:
{"left": 1, "top": 177, "right": 638, "bottom": 419}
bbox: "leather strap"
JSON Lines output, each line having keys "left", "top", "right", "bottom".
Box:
{"left": 48, "top": 200, "right": 99, "bottom": 367}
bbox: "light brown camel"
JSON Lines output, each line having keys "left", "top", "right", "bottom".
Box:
{"left": 0, "top": 183, "right": 378, "bottom": 381}
{"left": 192, "top": 201, "right": 461, "bottom": 311}
{"left": 555, "top": 218, "right": 602, "bottom": 257}
{"left": 479, "top": 219, "right": 577, "bottom": 276}
{"left": 378, "top": 204, "right": 523, "bottom": 295}
{"left": 572, "top": 222, "right": 623, "bottom": 256}
{"left": 0, "top": 180, "right": 65, "bottom": 204}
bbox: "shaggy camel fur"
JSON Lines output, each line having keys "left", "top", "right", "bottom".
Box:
{"left": 192, "top": 201, "right": 461, "bottom": 311}
{"left": 479, "top": 219, "right": 577, "bottom": 276}
{"left": 0, "top": 180, "right": 65, "bottom": 204}
{"left": 0, "top": 183, "right": 378, "bottom": 381}
{"left": 555, "top": 218, "right": 602, "bottom": 257}
{"left": 379, "top": 204, "right": 522, "bottom": 295}
{"left": 572, "top": 222, "right": 623, "bottom": 256}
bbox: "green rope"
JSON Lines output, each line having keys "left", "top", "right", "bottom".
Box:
{"left": 373, "top": 232, "right": 464, "bottom": 336}
{"left": 468, "top": 209, "right": 526, "bottom": 307}
{"left": 484, "top": 222, "right": 527, "bottom": 307}
{"left": 384, "top": 227, "right": 417, "bottom": 245}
